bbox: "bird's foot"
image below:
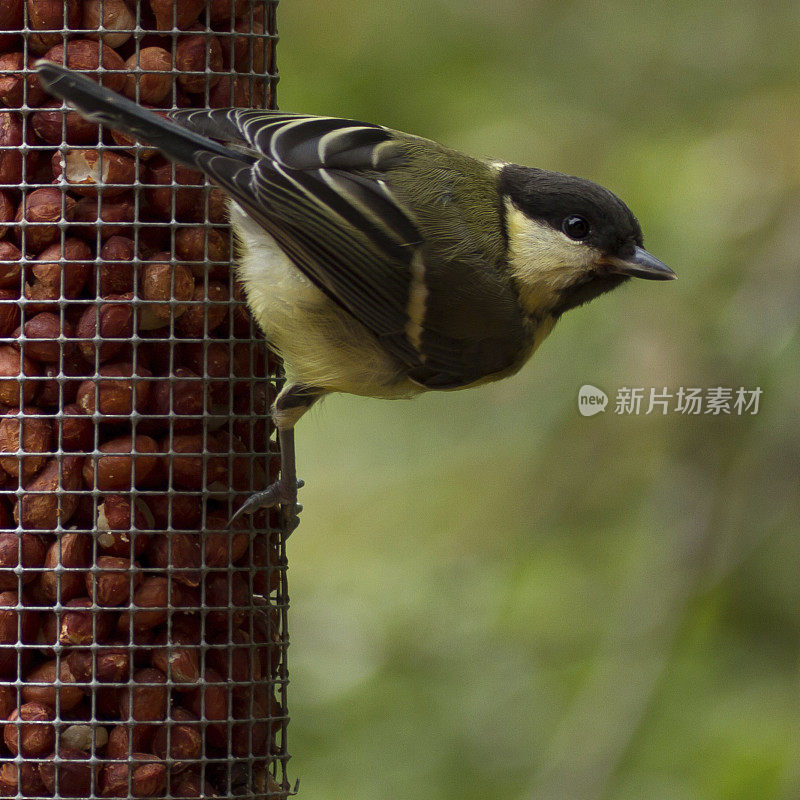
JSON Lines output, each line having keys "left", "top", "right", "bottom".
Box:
{"left": 229, "top": 478, "right": 305, "bottom": 533}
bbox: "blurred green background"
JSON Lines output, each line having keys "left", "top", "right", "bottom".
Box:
{"left": 273, "top": 2, "right": 800, "bottom": 798}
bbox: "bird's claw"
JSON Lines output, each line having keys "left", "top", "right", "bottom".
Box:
{"left": 228, "top": 478, "right": 304, "bottom": 534}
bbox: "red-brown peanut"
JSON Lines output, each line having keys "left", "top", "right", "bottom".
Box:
{"left": 170, "top": 771, "right": 218, "bottom": 800}
{"left": 76, "top": 361, "right": 152, "bottom": 417}
{"left": 0, "top": 242, "right": 22, "bottom": 290}
{"left": 86, "top": 555, "right": 140, "bottom": 607}
{"left": 138, "top": 259, "right": 195, "bottom": 329}
{"left": 204, "top": 570, "right": 250, "bottom": 631}
{"left": 59, "top": 403, "right": 94, "bottom": 451}
{"left": 145, "top": 532, "right": 201, "bottom": 586}
{"left": 230, "top": 684, "right": 276, "bottom": 757}
{"left": 26, "top": 0, "right": 81, "bottom": 53}
{"left": 66, "top": 646, "right": 131, "bottom": 684}
{"left": 15, "top": 454, "right": 84, "bottom": 530}
{"left": 230, "top": 7, "right": 268, "bottom": 72}
{"left": 39, "top": 531, "right": 91, "bottom": 603}
{"left": 59, "top": 598, "right": 113, "bottom": 646}
{"left": 75, "top": 296, "right": 135, "bottom": 363}
{"left": 184, "top": 667, "right": 228, "bottom": 748}
{"left": 0, "top": 0, "right": 24, "bottom": 47}
{"left": 35, "top": 355, "right": 89, "bottom": 409}
{"left": 82, "top": 434, "right": 159, "bottom": 491}
{"left": 0, "top": 53, "right": 47, "bottom": 107}
{"left": 22, "top": 657, "right": 85, "bottom": 711}
{"left": 209, "top": 0, "right": 248, "bottom": 22}
{"left": 0, "top": 112, "right": 23, "bottom": 185}
{"left": 0, "top": 292, "right": 19, "bottom": 344}
{"left": 174, "top": 225, "right": 229, "bottom": 271}
{"left": 0, "top": 532, "right": 48, "bottom": 589}
{"left": 41, "top": 40, "right": 126, "bottom": 93}
{"left": 82, "top": 0, "right": 135, "bottom": 48}
{"left": 142, "top": 492, "right": 202, "bottom": 531}
{"left": 0, "top": 344, "right": 39, "bottom": 405}
{"left": 0, "top": 590, "right": 38, "bottom": 678}
{"left": 105, "top": 722, "right": 152, "bottom": 760}
{"left": 99, "top": 754, "right": 167, "bottom": 798}
{"left": 53, "top": 147, "right": 137, "bottom": 197}
{"left": 0, "top": 190, "right": 13, "bottom": 238}
{"left": 207, "top": 628, "right": 262, "bottom": 683}
{"left": 151, "top": 707, "right": 201, "bottom": 768}
{"left": 32, "top": 99, "right": 100, "bottom": 145}
{"left": 175, "top": 280, "right": 229, "bottom": 338}
{"left": 0, "top": 685, "right": 14, "bottom": 719}
{"left": 251, "top": 534, "right": 282, "bottom": 595}
{"left": 4, "top": 701, "right": 55, "bottom": 757}
{"left": 164, "top": 433, "right": 227, "bottom": 490}
{"left": 93, "top": 236, "right": 135, "bottom": 295}
{"left": 0, "top": 760, "right": 49, "bottom": 798}
{"left": 150, "top": 630, "right": 200, "bottom": 685}
{"left": 176, "top": 33, "right": 223, "bottom": 94}
{"left": 123, "top": 47, "right": 172, "bottom": 104}
{"left": 118, "top": 666, "right": 167, "bottom": 724}
{"left": 144, "top": 158, "right": 206, "bottom": 221}
{"left": 0, "top": 408, "right": 53, "bottom": 479}
{"left": 15, "top": 312, "right": 75, "bottom": 364}
{"left": 149, "top": 0, "right": 205, "bottom": 29}
{"left": 14, "top": 187, "right": 77, "bottom": 254}
{"left": 32, "top": 237, "right": 92, "bottom": 299}
{"left": 203, "top": 511, "right": 249, "bottom": 567}
{"left": 118, "top": 576, "right": 198, "bottom": 631}
{"left": 208, "top": 74, "right": 252, "bottom": 108}
{"left": 38, "top": 745, "right": 97, "bottom": 797}
{"left": 72, "top": 195, "right": 135, "bottom": 237}
{"left": 149, "top": 368, "right": 204, "bottom": 431}
{"left": 96, "top": 494, "right": 151, "bottom": 558}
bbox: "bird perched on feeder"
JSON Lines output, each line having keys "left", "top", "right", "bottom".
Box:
{"left": 36, "top": 61, "right": 675, "bottom": 531}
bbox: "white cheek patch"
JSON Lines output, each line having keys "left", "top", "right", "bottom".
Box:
{"left": 504, "top": 201, "right": 599, "bottom": 311}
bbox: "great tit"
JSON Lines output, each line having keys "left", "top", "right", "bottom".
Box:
{"left": 36, "top": 61, "right": 675, "bottom": 529}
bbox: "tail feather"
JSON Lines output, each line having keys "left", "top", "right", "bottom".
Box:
{"left": 35, "top": 61, "right": 243, "bottom": 169}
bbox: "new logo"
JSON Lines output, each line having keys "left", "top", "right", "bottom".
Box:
{"left": 577, "top": 384, "right": 608, "bottom": 416}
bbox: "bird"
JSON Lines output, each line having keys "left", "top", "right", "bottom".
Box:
{"left": 36, "top": 61, "right": 676, "bottom": 531}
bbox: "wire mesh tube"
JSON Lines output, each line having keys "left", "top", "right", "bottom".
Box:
{"left": 0, "top": 1, "right": 289, "bottom": 797}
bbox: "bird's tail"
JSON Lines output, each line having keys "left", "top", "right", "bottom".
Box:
{"left": 35, "top": 61, "right": 237, "bottom": 168}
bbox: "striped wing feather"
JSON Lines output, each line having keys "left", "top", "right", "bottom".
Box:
{"left": 174, "top": 111, "right": 526, "bottom": 388}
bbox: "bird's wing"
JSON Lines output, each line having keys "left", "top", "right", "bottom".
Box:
{"left": 173, "top": 110, "right": 528, "bottom": 388}
{"left": 33, "top": 64, "right": 528, "bottom": 387}
{"left": 172, "top": 110, "right": 407, "bottom": 172}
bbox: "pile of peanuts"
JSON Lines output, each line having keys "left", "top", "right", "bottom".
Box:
{"left": 0, "top": 0, "right": 287, "bottom": 797}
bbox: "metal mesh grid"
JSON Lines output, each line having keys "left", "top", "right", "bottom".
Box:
{"left": 0, "top": 1, "right": 289, "bottom": 797}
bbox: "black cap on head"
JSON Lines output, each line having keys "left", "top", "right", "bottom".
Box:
{"left": 499, "top": 164, "right": 643, "bottom": 258}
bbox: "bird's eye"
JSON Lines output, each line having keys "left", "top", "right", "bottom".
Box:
{"left": 562, "top": 215, "right": 590, "bottom": 240}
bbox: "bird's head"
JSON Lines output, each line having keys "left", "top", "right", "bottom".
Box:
{"left": 498, "top": 164, "right": 675, "bottom": 319}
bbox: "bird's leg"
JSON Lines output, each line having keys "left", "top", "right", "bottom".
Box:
{"left": 229, "top": 426, "right": 302, "bottom": 531}
{"left": 229, "top": 383, "right": 322, "bottom": 533}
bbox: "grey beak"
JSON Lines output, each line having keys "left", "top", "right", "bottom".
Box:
{"left": 606, "top": 247, "right": 677, "bottom": 281}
